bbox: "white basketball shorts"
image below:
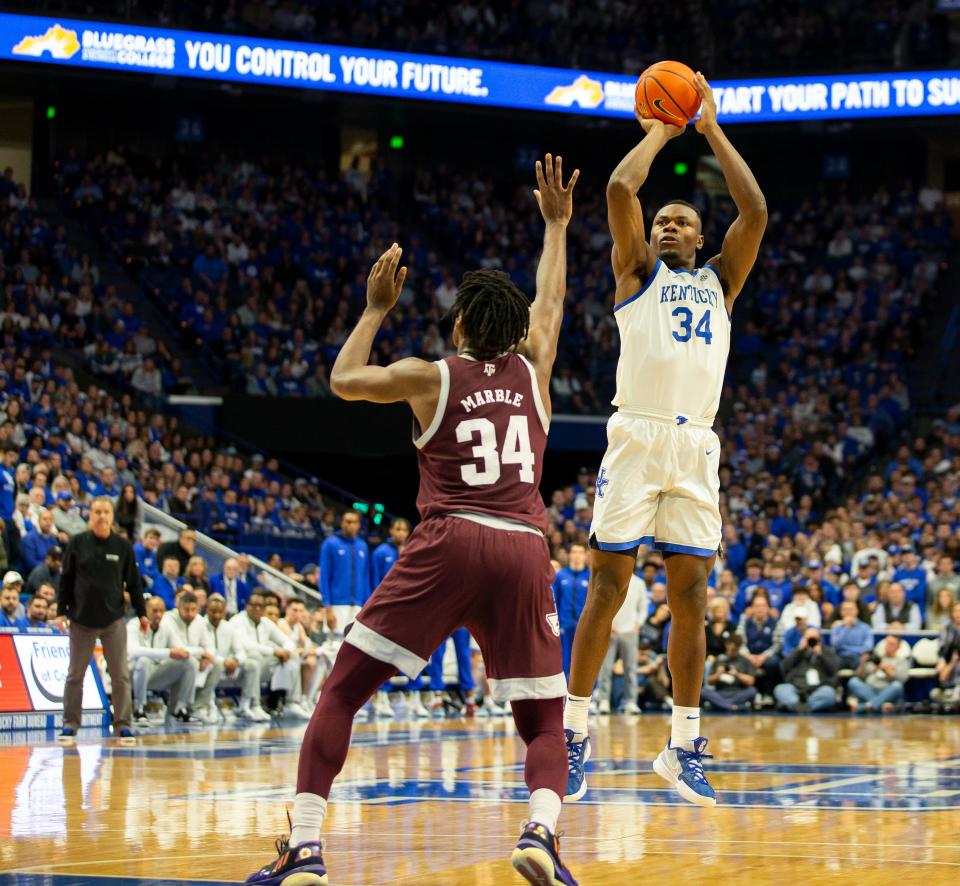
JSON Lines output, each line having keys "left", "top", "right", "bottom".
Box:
{"left": 590, "top": 409, "right": 721, "bottom": 557}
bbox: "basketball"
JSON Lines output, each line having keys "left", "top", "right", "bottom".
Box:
{"left": 635, "top": 60, "right": 701, "bottom": 125}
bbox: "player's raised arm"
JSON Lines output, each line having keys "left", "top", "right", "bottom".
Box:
{"left": 330, "top": 245, "right": 439, "bottom": 417}
{"left": 521, "top": 154, "right": 579, "bottom": 391}
{"left": 695, "top": 72, "right": 768, "bottom": 309}
{"left": 608, "top": 119, "right": 683, "bottom": 281}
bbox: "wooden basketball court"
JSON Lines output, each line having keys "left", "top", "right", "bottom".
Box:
{"left": 1, "top": 714, "right": 958, "bottom": 885}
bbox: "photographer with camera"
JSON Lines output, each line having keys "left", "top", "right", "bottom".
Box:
{"left": 701, "top": 634, "right": 757, "bottom": 712}
{"left": 846, "top": 634, "right": 910, "bottom": 713}
{"left": 774, "top": 626, "right": 840, "bottom": 712}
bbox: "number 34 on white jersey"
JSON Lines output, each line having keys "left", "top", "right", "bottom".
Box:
{"left": 456, "top": 415, "right": 535, "bottom": 486}
{"left": 612, "top": 259, "right": 731, "bottom": 425}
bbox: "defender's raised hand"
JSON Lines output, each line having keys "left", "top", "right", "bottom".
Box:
{"left": 534, "top": 153, "right": 580, "bottom": 227}
{"left": 366, "top": 244, "right": 407, "bottom": 313}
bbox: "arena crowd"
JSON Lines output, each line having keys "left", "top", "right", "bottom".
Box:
{"left": 0, "top": 127, "right": 956, "bottom": 720}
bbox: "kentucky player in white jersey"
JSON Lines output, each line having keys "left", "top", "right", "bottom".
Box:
{"left": 564, "top": 73, "right": 767, "bottom": 806}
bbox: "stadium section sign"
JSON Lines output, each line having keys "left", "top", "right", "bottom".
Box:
{"left": 2, "top": 13, "right": 960, "bottom": 123}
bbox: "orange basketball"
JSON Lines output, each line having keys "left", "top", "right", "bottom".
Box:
{"left": 635, "top": 61, "right": 701, "bottom": 126}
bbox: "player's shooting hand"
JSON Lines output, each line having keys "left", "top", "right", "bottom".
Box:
{"left": 693, "top": 72, "right": 717, "bottom": 134}
{"left": 534, "top": 154, "right": 579, "bottom": 227}
{"left": 366, "top": 244, "right": 407, "bottom": 314}
{"left": 637, "top": 116, "right": 684, "bottom": 140}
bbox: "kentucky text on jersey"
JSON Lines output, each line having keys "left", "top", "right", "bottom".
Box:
{"left": 613, "top": 260, "right": 731, "bottom": 424}
{"left": 659, "top": 282, "right": 720, "bottom": 307}
{"left": 460, "top": 388, "right": 524, "bottom": 412}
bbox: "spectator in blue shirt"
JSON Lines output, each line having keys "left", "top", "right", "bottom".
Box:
{"left": 762, "top": 561, "right": 793, "bottom": 615}
{"left": 830, "top": 600, "right": 875, "bottom": 669}
{"left": 0, "top": 448, "right": 17, "bottom": 521}
{"left": 94, "top": 466, "right": 122, "bottom": 498}
{"left": 740, "top": 593, "right": 780, "bottom": 696}
{"left": 781, "top": 613, "right": 811, "bottom": 658}
{"left": 893, "top": 549, "right": 928, "bottom": 614}
{"left": 274, "top": 364, "right": 305, "bottom": 397}
{"left": 372, "top": 518, "right": 410, "bottom": 589}
{"left": 207, "top": 489, "right": 248, "bottom": 537}
{"left": 552, "top": 543, "right": 590, "bottom": 678}
{"left": 733, "top": 558, "right": 765, "bottom": 618}
{"left": 192, "top": 243, "right": 228, "bottom": 288}
{"left": 0, "top": 578, "right": 23, "bottom": 627}
{"left": 134, "top": 528, "right": 162, "bottom": 589}
{"left": 722, "top": 525, "right": 747, "bottom": 578}
{"left": 320, "top": 510, "right": 371, "bottom": 634}
{"left": 22, "top": 509, "right": 60, "bottom": 572}
{"left": 18, "top": 594, "right": 54, "bottom": 629}
{"left": 151, "top": 556, "right": 183, "bottom": 609}
{"left": 209, "top": 556, "right": 251, "bottom": 616}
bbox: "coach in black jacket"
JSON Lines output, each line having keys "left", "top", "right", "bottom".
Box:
{"left": 58, "top": 496, "right": 146, "bottom": 737}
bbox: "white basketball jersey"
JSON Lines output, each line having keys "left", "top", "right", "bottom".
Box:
{"left": 612, "top": 259, "right": 730, "bottom": 423}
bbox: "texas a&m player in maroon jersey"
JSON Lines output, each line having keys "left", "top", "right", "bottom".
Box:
{"left": 245, "top": 156, "right": 580, "bottom": 886}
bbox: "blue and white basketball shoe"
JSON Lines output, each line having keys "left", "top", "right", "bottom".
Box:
{"left": 653, "top": 737, "right": 717, "bottom": 807}
{"left": 563, "top": 729, "right": 591, "bottom": 802}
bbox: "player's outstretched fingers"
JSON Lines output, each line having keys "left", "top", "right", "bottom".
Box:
{"left": 555, "top": 155, "right": 562, "bottom": 187}
{"left": 535, "top": 159, "right": 546, "bottom": 194}
{"left": 566, "top": 168, "right": 581, "bottom": 192}
{"left": 387, "top": 243, "right": 402, "bottom": 278}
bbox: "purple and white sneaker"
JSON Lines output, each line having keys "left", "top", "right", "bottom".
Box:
{"left": 511, "top": 821, "right": 578, "bottom": 886}
{"left": 244, "top": 837, "right": 327, "bottom": 886}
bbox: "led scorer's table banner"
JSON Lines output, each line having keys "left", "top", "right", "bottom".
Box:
{"left": 2, "top": 12, "right": 960, "bottom": 123}
{"left": 0, "top": 630, "right": 106, "bottom": 728}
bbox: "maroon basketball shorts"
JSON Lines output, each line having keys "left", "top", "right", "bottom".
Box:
{"left": 347, "top": 514, "right": 565, "bottom": 703}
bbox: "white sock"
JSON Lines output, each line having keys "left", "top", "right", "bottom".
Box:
{"left": 671, "top": 704, "right": 701, "bottom": 749}
{"left": 527, "top": 788, "right": 561, "bottom": 833}
{"left": 290, "top": 792, "right": 327, "bottom": 847}
{"left": 563, "top": 693, "right": 591, "bottom": 738}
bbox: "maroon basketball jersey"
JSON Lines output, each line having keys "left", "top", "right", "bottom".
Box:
{"left": 414, "top": 352, "right": 549, "bottom": 532}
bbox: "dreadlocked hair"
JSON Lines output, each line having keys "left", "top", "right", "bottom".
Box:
{"left": 448, "top": 269, "right": 531, "bottom": 360}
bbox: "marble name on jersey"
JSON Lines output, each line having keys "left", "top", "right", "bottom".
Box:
{"left": 659, "top": 277, "right": 722, "bottom": 308}
{"left": 460, "top": 388, "right": 525, "bottom": 413}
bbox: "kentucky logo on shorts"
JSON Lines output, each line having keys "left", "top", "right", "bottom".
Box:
{"left": 546, "top": 612, "right": 560, "bottom": 637}
{"left": 596, "top": 468, "right": 609, "bottom": 498}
